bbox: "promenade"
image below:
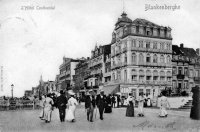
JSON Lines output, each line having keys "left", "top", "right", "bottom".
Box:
{"left": 0, "top": 105, "right": 200, "bottom": 132}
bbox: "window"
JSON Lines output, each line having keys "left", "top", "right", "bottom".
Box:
{"left": 146, "top": 76, "right": 151, "bottom": 80}
{"left": 184, "top": 67, "right": 188, "bottom": 76}
{"left": 189, "top": 69, "right": 193, "bottom": 77}
{"left": 153, "top": 70, "right": 158, "bottom": 80}
{"left": 112, "top": 73, "right": 115, "bottom": 80}
{"left": 117, "top": 71, "right": 121, "bottom": 80}
{"left": 172, "top": 81, "right": 176, "bottom": 88}
{"left": 117, "top": 55, "right": 121, "bottom": 63}
{"left": 132, "top": 53, "right": 137, "bottom": 63}
{"left": 146, "top": 30, "right": 151, "bottom": 36}
{"left": 131, "top": 39, "right": 136, "bottom": 47}
{"left": 167, "top": 77, "right": 171, "bottom": 81}
{"left": 124, "top": 41, "right": 127, "bottom": 48}
{"left": 172, "top": 67, "right": 176, "bottom": 75}
{"left": 160, "top": 55, "right": 165, "bottom": 63}
{"left": 124, "top": 70, "right": 127, "bottom": 81}
{"left": 131, "top": 26, "right": 136, "bottom": 34}
{"left": 160, "top": 76, "right": 165, "bottom": 81}
{"left": 139, "top": 76, "right": 144, "bottom": 81}
{"left": 132, "top": 75, "right": 137, "bottom": 81}
{"left": 139, "top": 89, "right": 143, "bottom": 95}
{"left": 153, "top": 42, "right": 157, "bottom": 49}
{"left": 146, "top": 42, "right": 150, "bottom": 49}
{"left": 167, "top": 55, "right": 171, "bottom": 63}
{"left": 153, "top": 76, "right": 158, "bottom": 80}
{"left": 124, "top": 54, "right": 127, "bottom": 63}
{"left": 167, "top": 43, "right": 170, "bottom": 50}
{"left": 178, "top": 67, "right": 182, "bottom": 75}
{"left": 153, "top": 54, "right": 158, "bottom": 63}
{"left": 146, "top": 54, "right": 151, "bottom": 63}
{"left": 146, "top": 89, "right": 151, "bottom": 96}
{"left": 160, "top": 43, "right": 165, "bottom": 50}
{"left": 139, "top": 41, "right": 143, "bottom": 48}
{"left": 139, "top": 53, "right": 144, "bottom": 62}
{"left": 184, "top": 81, "right": 188, "bottom": 89}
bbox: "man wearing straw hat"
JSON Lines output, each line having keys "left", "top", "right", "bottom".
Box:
{"left": 96, "top": 89, "right": 107, "bottom": 120}
{"left": 85, "top": 89, "right": 96, "bottom": 122}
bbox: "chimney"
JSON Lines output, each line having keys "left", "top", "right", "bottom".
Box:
{"left": 180, "top": 43, "right": 184, "bottom": 49}
{"left": 196, "top": 48, "right": 200, "bottom": 56}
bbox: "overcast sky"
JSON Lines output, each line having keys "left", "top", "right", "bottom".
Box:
{"left": 0, "top": 0, "right": 199, "bottom": 97}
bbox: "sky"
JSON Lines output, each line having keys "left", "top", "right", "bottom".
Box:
{"left": 0, "top": 0, "right": 200, "bottom": 97}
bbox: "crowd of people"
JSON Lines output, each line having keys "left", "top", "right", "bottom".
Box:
{"left": 38, "top": 90, "right": 171, "bottom": 123}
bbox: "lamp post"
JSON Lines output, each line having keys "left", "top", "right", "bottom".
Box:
{"left": 11, "top": 84, "right": 14, "bottom": 98}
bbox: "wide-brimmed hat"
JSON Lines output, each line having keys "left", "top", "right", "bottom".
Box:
{"left": 68, "top": 90, "right": 75, "bottom": 95}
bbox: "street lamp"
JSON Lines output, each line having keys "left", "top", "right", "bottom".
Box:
{"left": 11, "top": 84, "right": 14, "bottom": 98}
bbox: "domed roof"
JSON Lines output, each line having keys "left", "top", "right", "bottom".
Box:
{"left": 115, "top": 12, "right": 132, "bottom": 26}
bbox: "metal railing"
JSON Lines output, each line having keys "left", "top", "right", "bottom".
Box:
{"left": 0, "top": 100, "right": 41, "bottom": 111}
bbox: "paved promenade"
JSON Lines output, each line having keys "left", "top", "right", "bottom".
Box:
{"left": 0, "top": 105, "right": 200, "bottom": 132}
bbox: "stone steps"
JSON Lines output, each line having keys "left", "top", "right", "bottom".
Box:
{"left": 179, "top": 100, "right": 192, "bottom": 109}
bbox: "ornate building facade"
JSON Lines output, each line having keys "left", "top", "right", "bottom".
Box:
{"left": 109, "top": 12, "right": 173, "bottom": 98}
{"left": 172, "top": 44, "right": 200, "bottom": 95}
{"left": 87, "top": 44, "right": 111, "bottom": 93}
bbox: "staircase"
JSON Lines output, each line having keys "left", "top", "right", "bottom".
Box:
{"left": 179, "top": 100, "right": 193, "bottom": 109}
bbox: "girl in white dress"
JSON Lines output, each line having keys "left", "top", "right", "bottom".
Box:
{"left": 66, "top": 90, "right": 78, "bottom": 122}
{"left": 159, "top": 92, "right": 170, "bottom": 117}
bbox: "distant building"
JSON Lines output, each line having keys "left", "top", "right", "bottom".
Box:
{"left": 32, "top": 75, "right": 56, "bottom": 98}
{"left": 57, "top": 57, "right": 82, "bottom": 91}
{"left": 172, "top": 44, "right": 200, "bottom": 95}
{"left": 73, "top": 57, "right": 90, "bottom": 98}
{"left": 87, "top": 44, "right": 111, "bottom": 93}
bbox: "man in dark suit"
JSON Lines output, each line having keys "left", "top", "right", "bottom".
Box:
{"left": 56, "top": 90, "right": 68, "bottom": 122}
{"left": 85, "top": 90, "right": 96, "bottom": 122}
{"left": 96, "top": 90, "right": 107, "bottom": 120}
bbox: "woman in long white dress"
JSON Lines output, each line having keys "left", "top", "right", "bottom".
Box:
{"left": 159, "top": 92, "right": 170, "bottom": 117}
{"left": 66, "top": 90, "right": 78, "bottom": 122}
{"left": 39, "top": 95, "right": 46, "bottom": 120}
{"left": 43, "top": 94, "right": 54, "bottom": 123}
{"left": 138, "top": 93, "right": 144, "bottom": 117}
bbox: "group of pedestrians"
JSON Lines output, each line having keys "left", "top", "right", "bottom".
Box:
{"left": 126, "top": 91, "right": 171, "bottom": 118}
{"left": 39, "top": 90, "right": 78, "bottom": 123}
{"left": 39, "top": 89, "right": 171, "bottom": 124}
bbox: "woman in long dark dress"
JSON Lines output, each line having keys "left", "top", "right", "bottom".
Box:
{"left": 126, "top": 93, "right": 135, "bottom": 117}
{"left": 104, "top": 94, "right": 112, "bottom": 113}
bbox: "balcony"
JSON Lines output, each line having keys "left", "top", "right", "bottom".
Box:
{"left": 177, "top": 74, "right": 185, "bottom": 80}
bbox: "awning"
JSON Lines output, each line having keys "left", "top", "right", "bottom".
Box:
{"left": 102, "top": 85, "right": 120, "bottom": 95}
